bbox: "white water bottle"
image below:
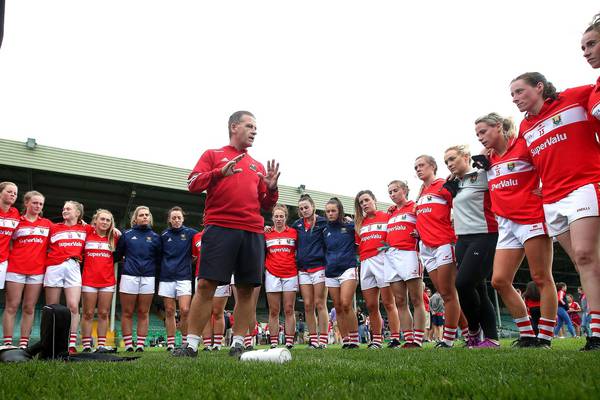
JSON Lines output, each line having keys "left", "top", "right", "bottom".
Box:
{"left": 239, "top": 348, "right": 292, "bottom": 363}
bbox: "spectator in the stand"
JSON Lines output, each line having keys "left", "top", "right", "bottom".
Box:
{"left": 523, "top": 281, "right": 541, "bottom": 334}
{"left": 429, "top": 290, "right": 444, "bottom": 341}
{"left": 357, "top": 308, "right": 367, "bottom": 344}
{"left": 579, "top": 287, "right": 590, "bottom": 337}
{"left": 567, "top": 294, "right": 582, "bottom": 337}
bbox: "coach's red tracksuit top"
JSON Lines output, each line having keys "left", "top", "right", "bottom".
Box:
{"left": 187, "top": 145, "right": 278, "bottom": 233}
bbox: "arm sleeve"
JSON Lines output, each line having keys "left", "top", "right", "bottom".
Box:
{"left": 187, "top": 150, "right": 224, "bottom": 194}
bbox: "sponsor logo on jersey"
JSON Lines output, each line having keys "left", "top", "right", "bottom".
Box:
{"left": 530, "top": 133, "right": 568, "bottom": 157}
{"left": 132, "top": 236, "right": 138, "bottom": 240}
{"left": 167, "top": 238, "right": 172, "bottom": 242}
{"left": 220, "top": 157, "right": 230, "bottom": 162}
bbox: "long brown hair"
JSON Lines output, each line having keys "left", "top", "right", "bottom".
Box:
{"left": 354, "top": 190, "right": 376, "bottom": 231}
{"left": 511, "top": 72, "right": 558, "bottom": 101}
{"left": 326, "top": 197, "right": 345, "bottom": 224}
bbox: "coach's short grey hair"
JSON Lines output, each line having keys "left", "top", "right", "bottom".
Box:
{"left": 228, "top": 111, "right": 255, "bottom": 137}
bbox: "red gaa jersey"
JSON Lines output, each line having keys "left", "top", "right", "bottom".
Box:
{"left": 356, "top": 211, "right": 389, "bottom": 261}
{"left": 0, "top": 207, "right": 20, "bottom": 263}
{"left": 487, "top": 138, "right": 545, "bottom": 224}
{"left": 416, "top": 178, "right": 455, "bottom": 247}
{"left": 45, "top": 222, "right": 87, "bottom": 267}
{"left": 82, "top": 229, "right": 119, "bottom": 287}
{"left": 187, "top": 146, "right": 278, "bottom": 233}
{"left": 387, "top": 201, "right": 417, "bottom": 251}
{"left": 519, "top": 85, "right": 600, "bottom": 203}
{"left": 192, "top": 231, "right": 202, "bottom": 277}
{"left": 8, "top": 216, "right": 52, "bottom": 275}
{"left": 265, "top": 227, "right": 297, "bottom": 278}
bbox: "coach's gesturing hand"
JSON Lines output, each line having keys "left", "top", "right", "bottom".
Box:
{"left": 258, "top": 159, "right": 280, "bottom": 191}
{"left": 221, "top": 154, "right": 245, "bottom": 177}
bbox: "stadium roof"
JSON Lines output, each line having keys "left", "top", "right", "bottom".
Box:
{"left": 0, "top": 138, "right": 390, "bottom": 214}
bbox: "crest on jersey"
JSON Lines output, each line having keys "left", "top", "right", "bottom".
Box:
{"left": 167, "top": 238, "right": 172, "bottom": 242}
{"left": 341, "top": 228, "right": 347, "bottom": 233}
{"left": 507, "top": 162, "right": 515, "bottom": 171}
{"left": 377, "top": 224, "right": 382, "bottom": 230}
{"left": 552, "top": 115, "right": 562, "bottom": 126}
{"left": 180, "top": 234, "right": 186, "bottom": 240}
{"left": 132, "top": 236, "right": 138, "bottom": 240}
{"left": 470, "top": 174, "right": 477, "bottom": 183}
{"left": 401, "top": 215, "right": 407, "bottom": 220}
{"left": 249, "top": 164, "right": 257, "bottom": 172}
{"left": 146, "top": 236, "right": 152, "bottom": 242}
{"left": 427, "top": 195, "right": 432, "bottom": 201}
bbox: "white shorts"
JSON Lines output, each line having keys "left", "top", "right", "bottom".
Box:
{"left": 0, "top": 260, "right": 7, "bottom": 289}
{"left": 298, "top": 269, "right": 325, "bottom": 285}
{"left": 419, "top": 243, "right": 455, "bottom": 273}
{"left": 496, "top": 216, "right": 547, "bottom": 250}
{"left": 119, "top": 275, "right": 155, "bottom": 295}
{"left": 43, "top": 259, "right": 82, "bottom": 288}
{"left": 360, "top": 253, "right": 389, "bottom": 290}
{"left": 325, "top": 267, "right": 358, "bottom": 288}
{"left": 81, "top": 285, "right": 115, "bottom": 293}
{"left": 158, "top": 280, "right": 192, "bottom": 298}
{"left": 384, "top": 248, "right": 422, "bottom": 282}
{"left": 265, "top": 270, "right": 298, "bottom": 293}
{"left": 543, "top": 183, "right": 600, "bottom": 237}
{"left": 195, "top": 277, "right": 231, "bottom": 297}
{"left": 5, "top": 272, "right": 44, "bottom": 285}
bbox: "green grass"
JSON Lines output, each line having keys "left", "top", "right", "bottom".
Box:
{"left": 0, "top": 339, "right": 598, "bottom": 400}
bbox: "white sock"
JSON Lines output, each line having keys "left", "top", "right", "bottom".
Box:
{"left": 232, "top": 335, "right": 244, "bottom": 347}
{"left": 187, "top": 334, "right": 201, "bottom": 351}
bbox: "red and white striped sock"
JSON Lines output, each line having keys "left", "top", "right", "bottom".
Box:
{"left": 123, "top": 335, "right": 133, "bottom": 349}
{"left": 69, "top": 333, "right": 77, "bottom": 348}
{"left": 82, "top": 336, "right": 93, "bottom": 349}
{"left": 514, "top": 316, "right": 536, "bottom": 338}
{"left": 285, "top": 334, "right": 294, "bottom": 346}
{"left": 97, "top": 336, "right": 106, "bottom": 347}
{"left": 342, "top": 336, "right": 349, "bottom": 345}
{"left": 590, "top": 310, "right": 600, "bottom": 338}
{"left": 413, "top": 330, "right": 424, "bottom": 346}
{"left": 390, "top": 332, "right": 400, "bottom": 341}
{"left": 244, "top": 335, "right": 253, "bottom": 348}
{"left": 402, "top": 330, "right": 413, "bottom": 343}
{"left": 309, "top": 333, "right": 318, "bottom": 346}
{"left": 3, "top": 336, "right": 12, "bottom": 346}
{"left": 167, "top": 336, "right": 175, "bottom": 348}
{"left": 181, "top": 335, "right": 187, "bottom": 345}
{"left": 136, "top": 335, "right": 146, "bottom": 348}
{"left": 270, "top": 334, "right": 279, "bottom": 346}
{"left": 443, "top": 326, "right": 457, "bottom": 346}
{"left": 203, "top": 336, "right": 212, "bottom": 347}
{"left": 537, "top": 318, "right": 555, "bottom": 341}
{"left": 349, "top": 331, "right": 359, "bottom": 345}
{"left": 18, "top": 336, "right": 29, "bottom": 348}
{"left": 372, "top": 334, "right": 383, "bottom": 346}
{"left": 213, "top": 334, "right": 223, "bottom": 347}
{"left": 461, "top": 326, "right": 469, "bottom": 338}
{"left": 319, "top": 332, "right": 328, "bottom": 346}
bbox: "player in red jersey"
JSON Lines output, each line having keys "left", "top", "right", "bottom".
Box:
{"left": 265, "top": 204, "right": 298, "bottom": 349}
{"left": 44, "top": 200, "right": 87, "bottom": 352}
{"left": 2, "top": 191, "right": 51, "bottom": 348}
{"left": 354, "top": 190, "right": 400, "bottom": 349}
{"left": 510, "top": 72, "right": 599, "bottom": 350}
{"left": 475, "top": 112, "right": 556, "bottom": 348}
{"left": 581, "top": 14, "right": 600, "bottom": 350}
{"left": 414, "top": 155, "right": 460, "bottom": 347}
{"left": 385, "top": 180, "right": 426, "bottom": 348}
{"left": 80, "top": 209, "right": 119, "bottom": 352}
{"left": 0, "top": 182, "right": 19, "bottom": 290}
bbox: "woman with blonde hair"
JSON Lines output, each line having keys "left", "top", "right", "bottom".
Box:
{"left": 44, "top": 200, "right": 88, "bottom": 353}
{"left": 475, "top": 112, "right": 556, "bottom": 348}
{"left": 3, "top": 190, "right": 51, "bottom": 348}
{"left": 116, "top": 206, "right": 162, "bottom": 352}
{"left": 80, "top": 209, "right": 120, "bottom": 352}
{"left": 0, "top": 182, "right": 19, "bottom": 290}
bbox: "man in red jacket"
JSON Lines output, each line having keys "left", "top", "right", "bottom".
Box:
{"left": 174, "top": 111, "right": 280, "bottom": 357}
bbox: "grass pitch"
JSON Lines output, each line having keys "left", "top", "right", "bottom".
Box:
{"left": 0, "top": 338, "right": 598, "bottom": 400}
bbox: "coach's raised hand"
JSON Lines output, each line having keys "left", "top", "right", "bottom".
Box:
{"left": 221, "top": 153, "right": 245, "bottom": 177}
{"left": 258, "top": 159, "right": 280, "bottom": 190}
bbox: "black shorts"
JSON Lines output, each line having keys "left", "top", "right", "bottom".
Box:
{"left": 199, "top": 225, "right": 265, "bottom": 287}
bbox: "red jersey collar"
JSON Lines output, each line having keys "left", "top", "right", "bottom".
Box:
{"left": 224, "top": 145, "right": 248, "bottom": 154}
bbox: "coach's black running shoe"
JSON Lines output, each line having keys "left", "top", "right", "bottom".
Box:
{"left": 285, "top": 344, "right": 294, "bottom": 350}
{"left": 580, "top": 336, "right": 600, "bottom": 351}
{"left": 229, "top": 342, "right": 245, "bottom": 358}
{"left": 434, "top": 342, "right": 453, "bottom": 349}
{"left": 82, "top": 347, "right": 92, "bottom": 353}
{"left": 125, "top": 346, "right": 134, "bottom": 353}
{"left": 511, "top": 336, "right": 538, "bottom": 348}
{"left": 367, "top": 343, "right": 382, "bottom": 349}
{"left": 307, "top": 342, "right": 319, "bottom": 350}
{"left": 172, "top": 346, "right": 198, "bottom": 358}
{"left": 135, "top": 347, "right": 144, "bottom": 353}
{"left": 341, "top": 343, "right": 349, "bottom": 349}
{"left": 387, "top": 339, "right": 401, "bottom": 348}
{"left": 345, "top": 343, "right": 359, "bottom": 349}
